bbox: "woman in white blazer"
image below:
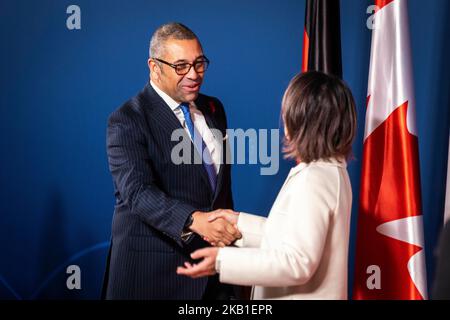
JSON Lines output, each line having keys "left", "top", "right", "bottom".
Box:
{"left": 177, "top": 71, "right": 357, "bottom": 300}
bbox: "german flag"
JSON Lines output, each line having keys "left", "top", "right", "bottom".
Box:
{"left": 302, "top": 0, "right": 342, "bottom": 78}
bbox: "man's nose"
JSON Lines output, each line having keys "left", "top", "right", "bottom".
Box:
{"left": 186, "top": 65, "right": 201, "bottom": 80}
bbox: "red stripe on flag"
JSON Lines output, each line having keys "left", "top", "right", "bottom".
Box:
{"left": 354, "top": 101, "right": 424, "bottom": 299}
{"left": 376, "top": 0, "right": 395, "bottom": 10}
{"left": 302, "top": 28, "right": 309, "bottom": 73}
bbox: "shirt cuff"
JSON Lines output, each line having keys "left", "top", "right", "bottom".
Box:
{"left": 215, "top": 249, "right": 223, "bottom": 273}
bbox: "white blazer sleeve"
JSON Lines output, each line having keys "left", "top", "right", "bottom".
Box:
{"left": 234, "top": 212, "right": 267, "bottom": 248}
{"left": 217, "top": 169, "right": 334, "bottom": 287}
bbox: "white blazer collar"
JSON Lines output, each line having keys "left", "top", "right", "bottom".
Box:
{"left": 288, "top": 157, "right": 347, "bottom": 178}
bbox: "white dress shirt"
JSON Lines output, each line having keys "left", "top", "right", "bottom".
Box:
{"left": 150, "top": 80, "right": 221, "bottom": 174}
{"left": 216, "top": 158, "right": 352, "bottom": 300}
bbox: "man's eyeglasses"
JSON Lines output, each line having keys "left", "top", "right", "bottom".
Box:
{"left": 153, "top": 57, "right": 210, "bottom": 75}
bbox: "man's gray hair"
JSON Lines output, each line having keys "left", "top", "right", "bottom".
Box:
{"left": 149, "top": 22, "right": 199, "bottom": 58}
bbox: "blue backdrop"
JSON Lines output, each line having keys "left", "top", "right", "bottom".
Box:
{"left": 0, "top": 0, "right": 449, "bottom": 299}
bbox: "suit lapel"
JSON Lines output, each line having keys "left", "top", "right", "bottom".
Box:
{"left": 143, "top": 84, "right": 183, "bottom": 135}
{"left": 195, "top": 96, "right": 226, "bottom": 202}
{"left": 142, "top": 84, "right": 212, "bottom": 193}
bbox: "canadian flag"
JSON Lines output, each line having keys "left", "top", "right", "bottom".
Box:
{"left": 353, "top": 0, "right": 428, "bottom": 299}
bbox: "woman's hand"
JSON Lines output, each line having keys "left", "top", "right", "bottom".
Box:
{"left": 190, "top": 210, "right": 240, "bottom": 246}
{"left": 176, "top": 247, "right": 219, "bottom": 278}
{"left": 208, "top": 209, "right": 240, "bottom": 225}
{"left": 203, "top": 210, "right": 241, "bottom": 246}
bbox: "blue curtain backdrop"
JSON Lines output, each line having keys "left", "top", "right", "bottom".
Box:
{"left": 0, "top": 0, "right": 449, "bottom": 299}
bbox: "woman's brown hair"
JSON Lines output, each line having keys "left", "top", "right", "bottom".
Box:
{"left": 282, "top": 71, "right": 357, "bottom": 163}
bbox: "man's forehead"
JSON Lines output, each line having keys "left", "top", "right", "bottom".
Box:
{"left": 163, "top": 38, "right": 203, "bottom": 61}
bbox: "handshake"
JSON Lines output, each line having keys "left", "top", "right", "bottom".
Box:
{"left": 189, "top": 209, "right": 241, "bottom": 247}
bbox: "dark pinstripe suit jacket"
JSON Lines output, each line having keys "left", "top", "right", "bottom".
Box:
{"left": 103, "top": 83, "right": 234, "bottom": 299}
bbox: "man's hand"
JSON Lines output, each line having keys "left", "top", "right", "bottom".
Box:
{"left": 203, "top": 210, "right": 240, "bottom": 246}
{"left": 177, "top": 247, "right": 219, "bottom": 278}
{"left": 189, "top": 210, "right": 241, "bottom": 247}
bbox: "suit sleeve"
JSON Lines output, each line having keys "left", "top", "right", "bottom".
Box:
{"left": 217, "top": 169, "right": 333, "bottom": 287}
{"left": 107, "top": 109, "right": 197, "bottom": 247}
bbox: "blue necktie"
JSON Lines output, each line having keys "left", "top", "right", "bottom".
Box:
{"left": 180, "top": 103, "right": 217, "bottom": 192}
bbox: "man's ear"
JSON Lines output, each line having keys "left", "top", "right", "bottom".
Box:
{"left": 148, "top": 59, "right": 160, "bottom": 80}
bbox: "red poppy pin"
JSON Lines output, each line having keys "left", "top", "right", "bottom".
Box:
{"left": 209, "top": 100, "right": 216, "bottom": 114}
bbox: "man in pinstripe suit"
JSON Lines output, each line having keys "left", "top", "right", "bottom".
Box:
{"left": 102, "top": 23, "right": 241, "bottom": 299}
